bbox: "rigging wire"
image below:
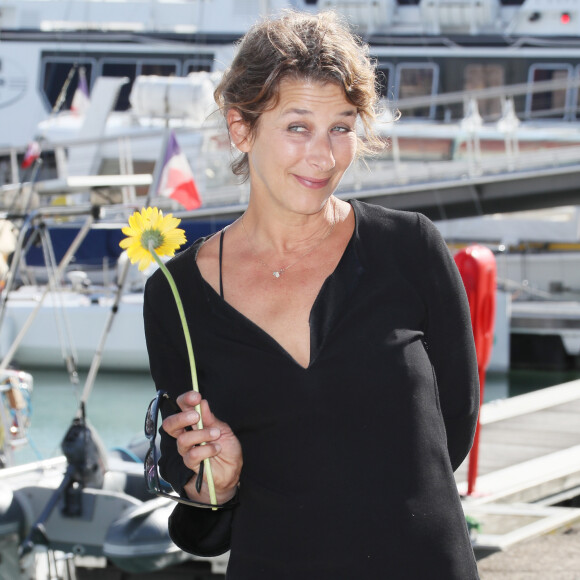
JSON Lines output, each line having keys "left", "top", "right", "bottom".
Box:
{"left": 39, "top": 226, "right": 80, "bottom": 389}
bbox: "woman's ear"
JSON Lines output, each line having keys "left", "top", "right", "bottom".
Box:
{"left": 227, "top": 108, "right": 252, "bottom": 152}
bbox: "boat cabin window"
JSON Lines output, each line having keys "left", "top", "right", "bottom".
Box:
{"left": 101, "top": 62, "right": 137, "bottom": 111}
{"left": 184, "top": 61, "right": 213, "bottom": 74}
{"left": 41, "top": 59, "right": 96, "bottom": 112}
{"left": 377, "top": 64, "right": 395, "bottom": 100}
{"left": 40, "top": 53, "right": 215, "bottom": 114}
{"left": 464, "top": 64, "right": 505, "bottom": 119}
{"left": 141, "top": 64, "right": 178, "bottom": 76}
{"left": 395, "top": 64, "right": 439, "bottom": 119}
{"left": 526, "top": 64, "right": 574, "bottom": 120}
{"left": 101, "top": 59, "right": 179, "bottom": 111}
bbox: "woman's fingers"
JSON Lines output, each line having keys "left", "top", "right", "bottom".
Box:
{"left": 161, "top": 391, "right": 203, "bottom": 436}
{"left": 160, "top": 393, "right": 243, "bottom": 502}
{"left": 182, "top": 440, "right": 221, "bottom": 469}
{"left": 198, "top": 399, "right": 224, "bottom": 430}
{"left": 163, "top": 397, "right": 226, "bottom": 440}
{"left": 161, "top": 408, "right": 199, "bottom": 437}
{"left": 177, "top": 426, "right": 223, "bottom": 475}
{"left": 177, "top": 425, "right": 221, "bottom": 454}
{"left": 176, "top": 389, "right": 202, "bottom": 410}
{"left": 167, "top": 398, "right": 224, "bottom": 471}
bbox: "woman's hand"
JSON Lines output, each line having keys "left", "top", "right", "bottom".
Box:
{"left": 162, "top": 390, "right": 243, "bottom": 504}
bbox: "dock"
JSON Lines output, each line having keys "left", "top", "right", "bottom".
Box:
{"left": 456, "top": 379, "right": 580, "bottom": 557}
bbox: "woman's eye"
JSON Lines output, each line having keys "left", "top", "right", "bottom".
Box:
{"left": 287, "top": 124, "right": 353, "bottom": 134}
{"left": 288, "top": 125, "right": 307, "bottom": 133}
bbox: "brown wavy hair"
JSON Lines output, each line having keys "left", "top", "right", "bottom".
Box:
{"left": 214, "top": 10, "right": 383, "bottom": 180}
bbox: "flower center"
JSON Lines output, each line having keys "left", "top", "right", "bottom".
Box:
{"left": 141, "top": 228, "right": 164, "bottom": 251}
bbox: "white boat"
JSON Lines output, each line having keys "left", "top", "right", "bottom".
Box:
{"left": 0, "top": 280, "right": 148, "bottom": 371}
{"left": 3, "top": 0, "right": 580, "bottom": 196}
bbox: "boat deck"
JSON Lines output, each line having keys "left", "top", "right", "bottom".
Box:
{"left": 456, "top": 380, "right": 580, "bottom": 556}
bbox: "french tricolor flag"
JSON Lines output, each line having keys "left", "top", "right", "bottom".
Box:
{"left": 157, "top": 131, "right": 202, "bottom": 210}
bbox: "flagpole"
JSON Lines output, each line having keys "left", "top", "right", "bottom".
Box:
{"left": 145, "top": 127, "right": 171, "bottom": 207}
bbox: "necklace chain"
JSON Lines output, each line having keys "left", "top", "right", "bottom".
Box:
{"left": 241, "top": 202, "right": 337, "bottom": 279}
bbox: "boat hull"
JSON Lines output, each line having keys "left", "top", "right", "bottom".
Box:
{"left": 0, "top": 290, "right": 148, "bottom": 370}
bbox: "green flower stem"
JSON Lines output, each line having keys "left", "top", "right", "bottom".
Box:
{"left": 150, "top": 246, "right": 218, "bottom": 509}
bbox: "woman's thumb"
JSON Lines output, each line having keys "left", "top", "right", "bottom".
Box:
{"left": 200, "top": 398, "right": 220, "bottom": 428}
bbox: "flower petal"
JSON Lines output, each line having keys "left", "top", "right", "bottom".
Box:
{"left": 119, "top": 207, "right": 187, "bottom": 263}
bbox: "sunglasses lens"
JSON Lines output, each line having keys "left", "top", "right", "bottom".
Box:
{"left": 143, "top": 440, "right": 234, "bottom": 510}
{"left": 144, "top": 447, "right": 157, "bottom": 492}
{"left": 144, "top": 398, "right": 157, "bottom": 438}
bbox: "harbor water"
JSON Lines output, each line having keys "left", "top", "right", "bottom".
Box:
{"left": 11, "top": 366, "right": 580, "bottom": 468}
{"left": 14, "top": 368, "right": 155, "bottom": 466}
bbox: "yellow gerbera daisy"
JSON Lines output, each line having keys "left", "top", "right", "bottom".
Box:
{"left": 119, "top": 207, "right": 218, "bottom": 508}
{"left": 120, "top": 207, "right": 186, "bottom": 271}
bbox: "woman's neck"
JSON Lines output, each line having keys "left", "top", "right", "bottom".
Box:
{"left": 242, "top": 196, "right": 341, "bottom": 256}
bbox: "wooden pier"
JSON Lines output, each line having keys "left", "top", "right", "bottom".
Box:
{"left": 456, "top": 379, "right": 580, "bottom": 556}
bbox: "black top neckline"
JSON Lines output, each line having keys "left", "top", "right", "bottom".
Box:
{"left": 188, "top": 200, "right": 365, "bottom": 370}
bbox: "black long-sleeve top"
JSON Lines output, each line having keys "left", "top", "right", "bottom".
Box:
{"left": 144, "top": 200, "right": 480, "bottom": 579}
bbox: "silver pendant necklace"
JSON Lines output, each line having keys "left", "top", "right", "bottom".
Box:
{"left": 241, "top": 202, "right": 337, "bottom": 279}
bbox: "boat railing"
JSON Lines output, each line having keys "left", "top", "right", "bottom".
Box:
{"left": 361, "top": 76, "right": 580, "bottom": 188}
{"left": 389, "top": 76, "right": 580, "bottom": 120}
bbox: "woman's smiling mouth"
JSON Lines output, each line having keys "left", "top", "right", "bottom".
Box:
{"left": 294, "top": 175, "right": 331, "bottom": 189}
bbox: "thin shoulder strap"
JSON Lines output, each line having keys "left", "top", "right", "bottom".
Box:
{"left": 219, "top": 228, "right": 225, "bottom": 299}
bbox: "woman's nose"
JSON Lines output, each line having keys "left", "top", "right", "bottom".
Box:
{"left": 307, "top": 133, "right": 336, "bottom": 172}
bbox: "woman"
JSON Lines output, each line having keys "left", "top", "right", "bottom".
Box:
{"left": 144, "top": 10, "right": 480, "bottom": 579}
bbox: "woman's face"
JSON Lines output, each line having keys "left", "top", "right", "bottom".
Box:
{"left": 237, "top": 78, "right": 358, "bottom": 217}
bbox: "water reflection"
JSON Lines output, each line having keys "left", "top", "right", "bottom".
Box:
{"left": 14, "top": 369, "right": 154, "bottom": 466}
